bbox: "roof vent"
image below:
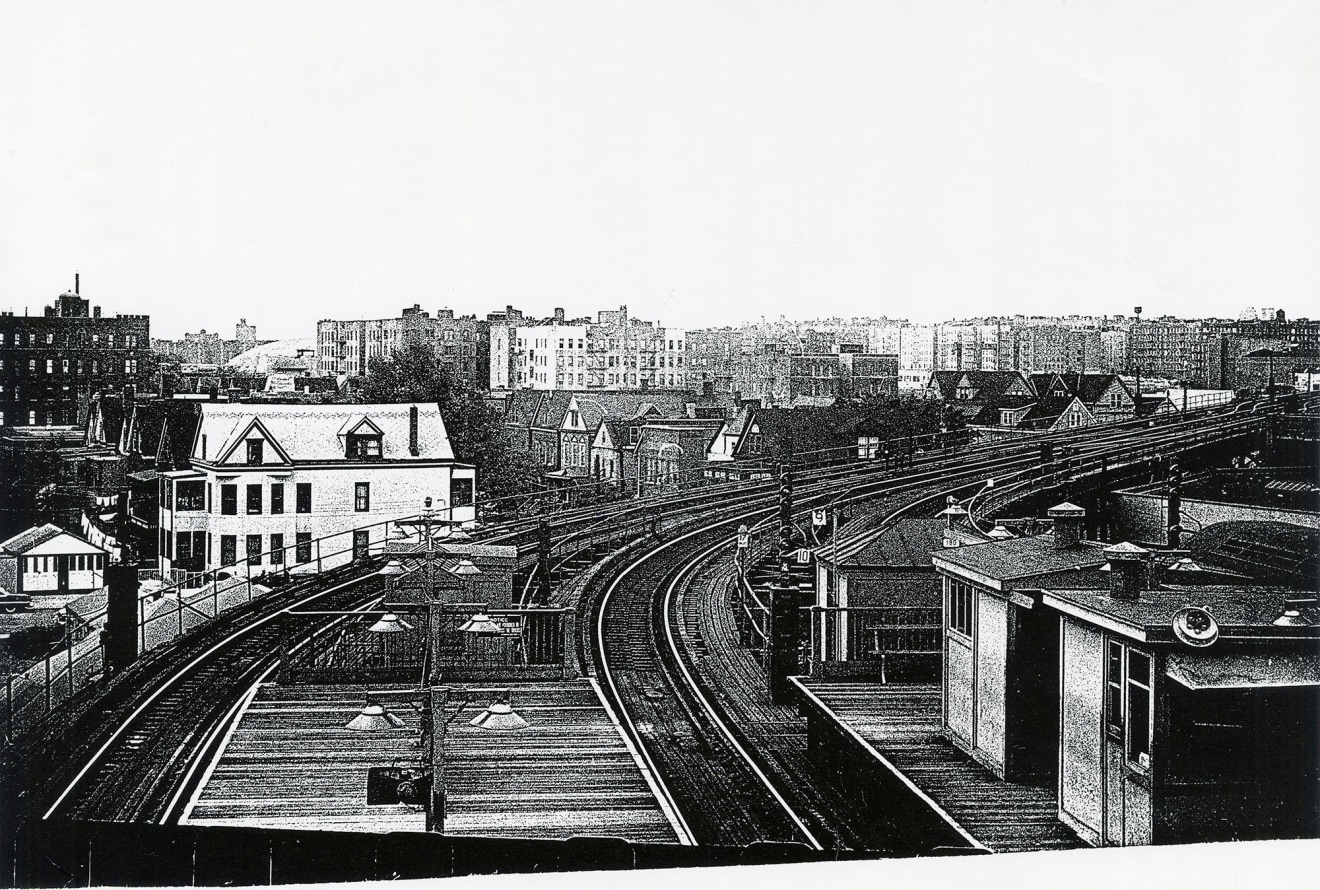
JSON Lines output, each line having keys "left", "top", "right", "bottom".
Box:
{"left": 1047, "top": 502, "right": 1086, "bottom": 549}
{"left": 1103, "top": 541, "right": 1149, "bottom": 601}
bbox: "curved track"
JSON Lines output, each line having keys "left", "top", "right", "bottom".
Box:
{"left": 588, "top": 410, "right": 1267, "bottom": 848}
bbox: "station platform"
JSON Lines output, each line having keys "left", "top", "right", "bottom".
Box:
{"left": 790, "top": 678, "right": 1085, "bottom": 854}
{"left": 182, "top": 679, "right": 683, "bottom": 844}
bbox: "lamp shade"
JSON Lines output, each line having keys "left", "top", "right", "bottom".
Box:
{"left": 468, "top": 694, "right": 529, "bottom": 731}
{"left": 345, "top": 702, "right": 404, "bottom": 731}
{"left": 457, "top": 612, "right": 502, "bottom": 635}
{"left": 379, "top": 559, "right": 406, "bottom": 577}
{"left": 449, "top": 559, "right": 482, "bottom": 576}
{"left": 368, "top": 612, "right": 412, "bottom": 633}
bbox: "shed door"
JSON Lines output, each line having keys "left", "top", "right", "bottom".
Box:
{"left": 1059, "top": 620, "right": 1105, "bottom": 843}
{"left": 57, "top": 555, "right": 70, "bottom": 592}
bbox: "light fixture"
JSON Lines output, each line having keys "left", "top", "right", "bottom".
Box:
{"left": 369, "top": 611, "right": 412, "bottom": 633}
{"left": 458, "top": 612, "right": 502, "bottom": 636}
{"left": 444, "top": 528, "right": 473, "bottom": 543}
{"left": 468, "top": 691, "right": 529, "bottom": 731}
{"left": 345, "top": 701, "right": 404, "bottom": 731}
{"left": 379, "top": 559, "right": 406, "bottom": 577}
{"left": 987, "top": 524, "right": 1014, "bottom": 540}
{"left": 449, "top": 559, "right": 481, "bottom": 577}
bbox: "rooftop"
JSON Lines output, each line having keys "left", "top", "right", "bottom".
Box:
{"left": 931, "top": 534, "right": 1108, "bottom": 590}
{"left": 1042, "top": 586, "right": 1319, "bottom": 643}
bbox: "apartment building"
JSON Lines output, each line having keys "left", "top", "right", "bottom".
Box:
{"left": 317, "top": 305, "right": 490, "bottom": 388}
{"left": 0, "top": 278, "right": 152, "bottom": 428}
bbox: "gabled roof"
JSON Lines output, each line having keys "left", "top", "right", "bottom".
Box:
{"left": 215, "top": 416, "right": 294, "bottom": 465}
{"left": 502, "top": 391, "right": 546, "bottom": 428}
{"left": 194, "top": 403, "right": 455, "bottom": 463}
{"left": 1, "top": 524, "right": 102, "bottom": 556}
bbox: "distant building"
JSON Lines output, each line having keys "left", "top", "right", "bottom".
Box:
{"left": 493, "top": 306, "right": 687, "bottom": 391}
{"left": 158, "top": 403, "right": 476, "bottom": 580}
{"left": 153, "top": 319, "right": 265, "bottom": 367}
{"left": 0, "top": 277, "right": 152, "bottom": 428}
{"left": 317, "top": 305, "right": 490, "bottom": 389}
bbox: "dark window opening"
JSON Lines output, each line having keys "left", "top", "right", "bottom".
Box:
{"left": 1126, "top": 649, "right": 1153, "bottom": 766}
{"left": 246, "top": 439, "right": 264, "bottom": 465}
{"left": 270, "top": 484, "right": 284, "bottom": 514}
{"left": 296, "top": 483, "right": 312, "bottom": 514}
{"left": 1106, "top": 640, "right": 1125, "bottom": 736}
{"left": 270, "top": 533, "right": 284, "bottom": 565}
{"left": 220, "top": 484, "right": 237, "bottom": 515}
{"left": 176, "top": 481, "right": 204, "bottom": 512}
{"left": 452, "top": 478, "right": 474, "bottom": 507}
{"left": 355, "top": 482, "right": 370, "bottom": 512}
{"left": 295, "top": 532, "right": 312, "bottom": 564}
{"left": 246, "top": 534, "right": 262, "bottom": 566}
{"left": 246, "top": 484, "right": 262, "bottom": 515}
{"left": 347, "top": 434, "right": 382, "bottom": 459}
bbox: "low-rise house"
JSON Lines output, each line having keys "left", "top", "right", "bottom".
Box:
{"left": 0, "top": 523, "right": 107, "bottom": 600}
{"left": 635, "top": 419, "right": 724, "bottom": 493}
{"left": 158, "top": 403, "right": 475, "bottom": 580}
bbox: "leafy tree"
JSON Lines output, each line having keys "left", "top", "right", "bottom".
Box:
{"left": 357, "top": 344, "right": 539, "bottom": 499}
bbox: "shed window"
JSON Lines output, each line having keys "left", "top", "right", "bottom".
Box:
{"left": 1126, "top": 649, "right": 1153, "bottom": 767}
{"left": 948, "top": 580, "right": 973, "bottom": 637}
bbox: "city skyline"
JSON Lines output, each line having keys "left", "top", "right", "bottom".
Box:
{"left": 3, "top": 2, "right": 1318, "bottom": 340}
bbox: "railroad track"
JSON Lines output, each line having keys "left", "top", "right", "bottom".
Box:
{"left": 3, "top": 407, "right": 1269, "bottom": 860}
{"left": 587, "top": 410, "right": 1267, "bottom": 849}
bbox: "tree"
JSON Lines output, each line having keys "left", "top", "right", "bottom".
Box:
{"left": 357, "top": 345, "right": 540, "bottom": 499}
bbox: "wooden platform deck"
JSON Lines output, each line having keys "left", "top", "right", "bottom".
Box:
{"left": 792, "top": 680, "right": 1085, "bottom": 854}
{"left": 182, "top": 680, "right": 681, "bottom": 844}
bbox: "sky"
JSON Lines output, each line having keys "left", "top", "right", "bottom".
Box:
{"left": 1, "top": 1, "right": 1317, "bottom": 340}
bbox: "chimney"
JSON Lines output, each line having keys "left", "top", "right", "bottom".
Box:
{"left": 1047, "top": 502, "right": 1086, "bottom": 548}
{"left": 75, "top": 272, "right": 80, "bottom": 294}
{"left": 409, "top": 405, "right": 420, "bottom": 456}
{"left": 702, "top": 377, "right": 714, "bottom": 398}
{"left": 94, "top": 306, "right": 101, "bottom": 318}
{"left": 553, "top": 307, "right": 565, "bottom": 323}
{"left": 1104, "top": 542, "right": 1150, "bottom": 601}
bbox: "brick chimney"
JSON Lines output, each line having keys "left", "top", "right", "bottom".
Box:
{"left": 409, "top": 405, "right": 420, "bottom": 456}
{"left": 1104, "top": 542, "right": 1149, "bottom": 601}
{"left": 1047, "top": 502, "right": 1086, "bottom": 548}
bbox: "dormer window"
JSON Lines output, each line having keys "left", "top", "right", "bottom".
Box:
{"left": 956, "top": 386, "right": 976, "bottom": 400}
{"left": 347, "top": 433, "right": 382, "bottom": 459}
{"left": 246, "top": 440, "right": 264, "bottom": 464}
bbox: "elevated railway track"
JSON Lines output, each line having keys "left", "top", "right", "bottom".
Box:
{"left": 1, "top": 407, "right": 1275, "bottom": 880}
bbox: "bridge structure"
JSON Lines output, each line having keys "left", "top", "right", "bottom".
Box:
{"left": 1, "top": 399, "right": 1306, "bottom": 885}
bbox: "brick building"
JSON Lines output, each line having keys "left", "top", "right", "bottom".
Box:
{"left": 0, "top": 278, "right": 152, "bottom": 428}
{"left": 317, "top": 305, "right": 490, "bottom": 389}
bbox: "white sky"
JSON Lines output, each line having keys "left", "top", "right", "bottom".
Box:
{"left": 2, "top": 1, "right": 1317, "bottom": 339}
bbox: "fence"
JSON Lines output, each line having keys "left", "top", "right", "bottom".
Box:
{"left": 805, "top": 605, "right": 942, "bottom": 682}
{"left": 1, "top": 509, "right": 457, "bottom": 748}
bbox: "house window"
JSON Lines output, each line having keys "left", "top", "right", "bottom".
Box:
{"left": 452, "top": 478, "right": 474, "bottom": 507}
{"left": 246, "top": 440, "right": 264, "bottom": 464}
{"left": 295, "top": 532, "right": 312, "bottom": 564}
{"left": 270, "top": 533, "right": 284, "bottom": 565}
{"left": 246, "top": 534, "right": 263, "bottom": 566}
{"left": 1126, "top": 649, "right": 1153, "bottom": 767}
{"left": 220, "top": 484, "right": 237, "bottom": 515}
{"left": 948, "top": 580, "right": 973, "bottom": 637}
{"left": 176, "top": 481, "right": 204, "bottom": 511}
{"left": 347, "top": 434, "right": 382, "bottom": 459}
{"left": 296, "top": 483, "right": 312, "bottom": 513}
{"left": 270, "top": 484, "right": 284, "bottom": 514}
{"left": 220, "top": 535, "right": 237, "bottom": 566}
{"left": 355, "top": 482, "right": 370, "bottom": 512}
{"left": 246, "top": 484, "right": 262, "bottom": 514}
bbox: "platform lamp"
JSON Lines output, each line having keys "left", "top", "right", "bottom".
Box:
{"left": 368, "top": 609, "right": 412, "bottom": 669}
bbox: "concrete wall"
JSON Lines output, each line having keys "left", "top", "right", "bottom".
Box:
{"left": 1058, "top": 618, "right": 1104, "bottom": 846}
{"left": 1111, "top": 491, "right": 1320, "bottom": 544}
